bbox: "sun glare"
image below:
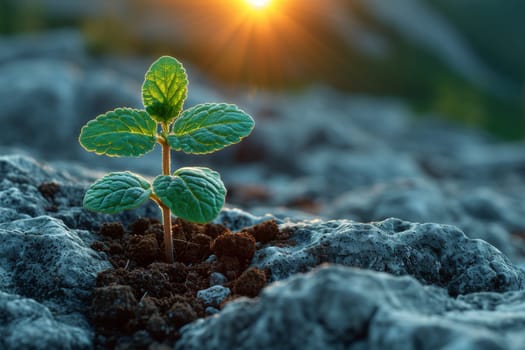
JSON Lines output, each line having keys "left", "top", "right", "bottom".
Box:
{"left": 245, "top": 0, "right": 272, "bottom": 10}
{"left": 165, "top": 0, "right": 337, "bottom": 86}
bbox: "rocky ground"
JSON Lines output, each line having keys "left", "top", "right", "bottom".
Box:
{"left": 1, "top": 30, "right": 525, "bottom": 349}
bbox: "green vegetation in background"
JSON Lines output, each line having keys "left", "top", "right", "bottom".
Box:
{"left": 1, "top": 0, "right": 523, "bottom": 139}
{"left": 0, "top": 0, "right": 15, "bottom": 33}
{"left": 334, "top": 2, "right": 525, "bottom": 140}
{"left": 427, "top": 0, "right": 525, "bottom": 81}
{"left": 0, "top": 0, "right": 46, "bottom": 34}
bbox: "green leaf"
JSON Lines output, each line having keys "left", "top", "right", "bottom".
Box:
{"left": 142, "top": 56, "right": 188, "bottom": 124}
{"left": 83, "top": 172, "right": 152, "bottom": 214}
{"left": 153, "top": 167, "right": 226, "bottom": 223}
{"left": 167, "top": 103, "right": 255, "bottom": 154}
{"left": 79, "top": 108, "right": 157, "bottom": 157}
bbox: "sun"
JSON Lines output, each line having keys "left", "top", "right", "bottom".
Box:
{"left": 245, "top": 0, "right": 272, "bottom": 10}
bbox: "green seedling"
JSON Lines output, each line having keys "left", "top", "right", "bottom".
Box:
{"left": 79, "top": 56, "right": 255, "bottom": 263}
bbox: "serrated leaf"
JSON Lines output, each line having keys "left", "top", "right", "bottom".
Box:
{"left": 142, "top": 56, "right": 188, "bottom": 124}
{"left": 153, "top": 167, "right": 226, "bottom": 223}
{"left": 83, "top": 172, "right": 152, "bottom": 214}
{"left": 79, "top": 108, "right": 157, "bottom": 157}
{"left": 167, "top": 103, "right": 255, "bottom": 154}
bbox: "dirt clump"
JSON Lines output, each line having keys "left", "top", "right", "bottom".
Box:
{"left": 90, "top": 285, "right": 137, "bottom": 328}
{"left": 99, "top": 222, "right": 126, "bottom": 239}
{"left": 233, "top": 267, "right": 267, "bottom": 297}
{"left": 38, "top": 182, "right": 60, "bottom": 211}
{"left": 88, "top": 217, "right": 291, "bottom": 349}
{"left": 241, "top": 220, "right": 280, "bottom": 243}
{"left": 212, "top": 232, "right": 256, "bottom": 279}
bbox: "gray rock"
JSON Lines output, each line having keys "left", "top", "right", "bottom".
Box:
{"left": 0, "top": 216, "right": 110, "bottom": 311}
{"left": 329, "top": 178, "right": 450, "bottom": 223}
{"left": 176, "top": 265, "right": 525, "bottom": 350}
{"left": 0, "top": 153, "right": 159, "bottom": 349}
{"left": 1, "top": 151, "right": 525, "bottom": 349}
{"left": 253, "top": 218, "right": 524, "bottom": 295}
{"left": 214, "top": 208, "right": 275, "bottom": 231}
{"left": 459, "top": 187, "right": 525, "bottom": 233}
{"left": 0, "top": 292, "right": 92, "bottom": 350}
{"left": 455, "top": 220, "right": 522, "bottom": 261}
{"left": 205, "top": 307, "right": 220, "bottom": 316}
{"left": 328, "top": 177, "right": 525, "bottom": 262}
{"left": 0, "top": 57, "right": 139, "bottom": 160}
{"left": 246, "top": 91, "right": 414, "bottom": 170}
{"left": 0, "top": 58, "right": 82, "bottom": 156}
{"left": 299, "top": 149, "right": 423, "bottom": 195}
{"left": 196, "top": 286, "right": 231, "bottom": 308}
{"left": 0, "top": 155, "right": 115, "bottom": 348}
{"left": 209, "top": 272, "right": 228, "bottom": 287}
{"left": 0, "top": 154, "right": 160, "bottom": 232}
{"left": 429, "top": 143, "right": 525, "bottom": 185}
{"left": 249, "top": 206, "right": 321, "bottom": 223}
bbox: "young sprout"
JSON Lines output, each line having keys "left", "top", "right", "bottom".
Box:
{"left": 79, "top": 56, "right": 255, "bottom": 263}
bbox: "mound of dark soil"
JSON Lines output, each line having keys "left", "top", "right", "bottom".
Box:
{"left": 89, "top": 218, "right": 283, "bottom": 349}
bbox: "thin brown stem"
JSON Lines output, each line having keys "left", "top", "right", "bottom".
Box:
{"left": 159, "top": 126, "right": 174, "bottom": 263}
{"left": 161, "top": 204, "right": 173, "bottom": 263}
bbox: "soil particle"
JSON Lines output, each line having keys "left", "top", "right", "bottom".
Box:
{"left": 128, "top": 234, "right": 161, "bottom": 266}
{"left": 212, "top": 232, "right": 256, "bottom": 279}
{"left": 172, "top": 219, "right": 229, "bottom": 264}
{"left": 99, "top": 222, "right": 126, "bottom": 239}
{"left": 167, "top": 302, "right": 198, "bottom": 328}
{"left": 38, "top": 182, "right": 60, "bottom": 211}
{"left": 146, "top": 313, "right": 168, "bottom": 339}
{"left": 90, "top": 285, "right": 137, "bottom": 328}
{"left": 129, "top": 217, "right": 158, "bottom": 236}
{"left": 38, "top": 181, "right": 60, "bottom": 200}
{"left": 212, "top": 232, "right": 256, "bottom": 260}
{"left": 241, "top": 220, "right": 280, "bottom": 244}
{"left": 233, "top": 267, "right": 267, "bottom": 297}
{"left": 88, "top": 217, "right": 287, "bottom": 349}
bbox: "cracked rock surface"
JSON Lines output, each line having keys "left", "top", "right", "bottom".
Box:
{"left": 176, "top": 265, "right": 525, "bottom": 350}
{"left": 252, "top": 218, "right": 525, "bottom": 295}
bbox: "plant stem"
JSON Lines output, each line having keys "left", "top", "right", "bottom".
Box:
{"left": 159, "top": 127, "right": 174, "bottom": 263}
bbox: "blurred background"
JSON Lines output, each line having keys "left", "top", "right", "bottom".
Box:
{"left": 1, "top": 0, "right": 525, "bottom": 138}
{"left": 3, "top": 0, "right": 525, "bottom": 261}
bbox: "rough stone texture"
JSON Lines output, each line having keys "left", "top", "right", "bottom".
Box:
{"left": 0, "top": 154, "right": 159, "bottom": 350}
{"left": 327, "top": 178, "right": 525, "bottom": 261}
{"left": 196, "top": 286, "right": 231, "bottom": 308}
{"left": 0, "top": 216, "right": 109, "bottom": 309}
{"left": 253, "top": 218, "right": 525, "bottom": 295}
{"left": 213, "top": 208, "right": 275, "bottom": 232}
{"left": 0, "top": 155, "right": 160, "bottom": 230}
{"left": 0, "top": 154, "right": 524, "bottom": 349}
{"left": 0, "top": 292, "right": 92, "bottom": 350}
{"left": 209, "top": 272, "right": 228, "bottom": 286}
{"left": 176, "top": 265, "right": 525, "bottom": 350}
